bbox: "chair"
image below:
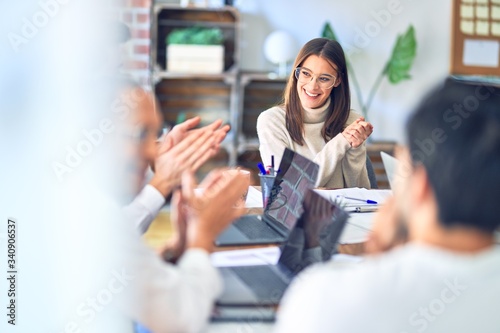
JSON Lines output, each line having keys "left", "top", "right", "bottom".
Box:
{"left": 366, "top": 154, "right": 378, "bottom": 189}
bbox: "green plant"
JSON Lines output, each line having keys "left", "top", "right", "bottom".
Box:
{"left": 167, "top": 26, "right": 224, "bottom": 45}
{"left": 322, "top": 22, "right": 417, "bottom": 119}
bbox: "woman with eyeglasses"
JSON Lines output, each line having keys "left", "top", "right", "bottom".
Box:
{"left": 257, "top": 38, "right": 373, "bottom": 188}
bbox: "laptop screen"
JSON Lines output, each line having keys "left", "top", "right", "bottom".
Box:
{"left": 380, "top": 151, "right": 399, "bottom": 190}
{"left": 264, "top": 148, "right": 319, "bottom": 230}
{"left": 277, "top": 189, "right": 349, "bottom": 275}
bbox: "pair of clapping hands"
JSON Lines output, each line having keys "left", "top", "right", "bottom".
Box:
{"left": 151, "top": 116, "right": 249, "bottom": 261}
{"left": 342, "top": 117, "right": 374, "bottom": 148}
{"left": 158, "top": 169, "right": 249, "bottom": 262}
{"left": 149, "top": 116, "right": 229, "bottom": 197}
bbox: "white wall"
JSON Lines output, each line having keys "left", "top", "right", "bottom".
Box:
{"left": 232, "top": 0, "right": 453, "bottom": 142}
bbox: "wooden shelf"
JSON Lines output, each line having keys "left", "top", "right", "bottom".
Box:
{"left": 151, "top": 4, "right": 239, "bottom": 73}
{"left": 238, "top": 72, "right": 288, "bottom": 141}
{"left": 151, "top": 4, "right": 241, "bottom": 165}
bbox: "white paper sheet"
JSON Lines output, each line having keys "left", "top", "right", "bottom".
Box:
{"left": 463, "top": 39, "right": 500, "bottom": 67}
{"left": 331, "top": 253, "right": 364, "bottom": 264}
{"left": 314, "top": 188, "right": 392, "bottom": 203}
{"left": 348, "top": 211, "right": 377, "bottom": 230}
{"left": 245, "top": 186, "right": 263, "bottom": 208}
{"left": 211, "top": 245, "right": 364, "bottom": 268}
{"left": 339, "top": 223, "right": 371, "bottom": 244}
{"left": 312, "top": 188, "right": 393, "bottom": 244}
{"left": 211, "top": 246, "right": 280, "bottom": 267}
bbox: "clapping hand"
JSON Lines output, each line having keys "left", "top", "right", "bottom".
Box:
{"left": 180, "top": 169, "right": 249, "bottom": 252}
{"left": 150, "top": 117, "right": 230, "bottom": 197}
{"left": 342, "top": 117, "right": 373, "bottom": 148}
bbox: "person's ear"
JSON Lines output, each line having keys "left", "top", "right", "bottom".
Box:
{"left": 333, "top": 76, "right": 341, "bottom": 88}
{"left": 411, "top": 164, "right": 432, "bottom": 207}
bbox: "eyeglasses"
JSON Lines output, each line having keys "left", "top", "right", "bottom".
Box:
{"left": 294, "top": 67, "right": 337, "bottom": 89}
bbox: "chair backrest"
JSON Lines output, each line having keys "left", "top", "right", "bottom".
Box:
{"left": 366, "top": 154, "right": 378, "bottom": 189}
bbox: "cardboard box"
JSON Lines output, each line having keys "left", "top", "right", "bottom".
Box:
{"left": 167, "top": 44, "right": 224, "bottom": 73}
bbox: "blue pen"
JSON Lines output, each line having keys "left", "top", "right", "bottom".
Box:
{"left": 257, "top": 162, "right": 267, "bottom": 175}
{"left": 344, "top": 196, "right": 378, "bottom": 205}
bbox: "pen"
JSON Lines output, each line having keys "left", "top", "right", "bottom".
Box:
{"left": 257, "top": 162, "right": 267, "bottom": 175}
{"left": 341, "top": 196, "right": 378, "bottom": 204}
{"left": 271, "top": 155, "right": 275, "bottom": 173}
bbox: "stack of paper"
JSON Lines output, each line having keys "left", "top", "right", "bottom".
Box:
{"left": 245, "top": 186, "right": 264, "bottom": 208}
{"left": 314, "top": 188, "right": 393, "bottom": 244}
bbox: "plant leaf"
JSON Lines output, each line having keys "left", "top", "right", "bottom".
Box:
{"left": 167, "top": 26, "right": 223, "bottom": 45}
{"left": 321, "top": 22, "right": 339, "bottom": 42}
{"left": 384, "top": 25, "right": 417, "bottom": 84}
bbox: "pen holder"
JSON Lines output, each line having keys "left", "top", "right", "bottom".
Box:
{"left": 259, "top": 174, "right": 276, "bottom": 209}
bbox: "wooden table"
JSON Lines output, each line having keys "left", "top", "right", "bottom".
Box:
{"left": 142, "top": 208, "right": 366, "bottom": 256}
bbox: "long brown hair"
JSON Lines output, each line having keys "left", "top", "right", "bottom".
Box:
{"left": 282, "top": 38, "right": 350, "bottom": 145}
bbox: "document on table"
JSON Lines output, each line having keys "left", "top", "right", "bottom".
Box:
{"left": 339, "top": 223, "right": 371, "bottom": 244}
{"left": 315, "top": 188, "right": 393, "bottom": 244}
{"left": 211, "top": 246, "right": 363, "bottom": 267}
{"left": 211, "top": 247, "right": 280, "bottom": 267}
{"left": 331, "top": 253, "right": 364, "bottom": 264}
{"left": 314, "top": 188, "right": 392, "bottom": 211}
{"left": 245, "top": 186, "right": 263, "bottom": 208}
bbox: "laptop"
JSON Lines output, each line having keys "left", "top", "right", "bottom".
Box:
{"left": 380, "top": 151, "right": 399, "bottom": 189}
{"left": 215, "top": 148, "right": 319, "bottom": 246}
{"left": 215, "top": 189, "right": 349, "bottom": 307}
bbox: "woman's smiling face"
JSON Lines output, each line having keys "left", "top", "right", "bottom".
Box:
{"left": 296, "top": 55, "right": 340, "bottom": 110}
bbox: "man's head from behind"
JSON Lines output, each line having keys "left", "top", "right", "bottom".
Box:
{"left": 403, "top": 79, "right": 500, "bottom": 235}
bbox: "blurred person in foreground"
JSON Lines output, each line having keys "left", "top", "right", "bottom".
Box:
{"left": 274, "top": 79, "right": 500, "bottom": 333}
{"left": 113, "top": 82, "right": 249, "bottom": 333}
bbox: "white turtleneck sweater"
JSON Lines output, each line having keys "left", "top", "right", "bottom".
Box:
{"left": 256, "top": 99, "right": 370, "bottom": 189}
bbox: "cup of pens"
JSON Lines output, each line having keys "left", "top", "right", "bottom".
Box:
{"left": 258, "top": 158, "right": 277, "bottom": 208}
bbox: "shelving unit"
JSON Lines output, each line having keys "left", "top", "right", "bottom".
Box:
{"left": 151, "top": 4, "right": 239, "bottom": 73}
{"left": 150, "top": 3, "right": 240, "bottom": 165}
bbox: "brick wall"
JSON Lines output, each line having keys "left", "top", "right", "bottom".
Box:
{"left": 119, "top": 0, "right": 152, "bottom": 88}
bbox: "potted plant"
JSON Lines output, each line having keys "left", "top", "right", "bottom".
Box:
{"left": 322, "top": 22, "right": 417, "bottom": 119}
{"left": 166, "top": 26, "right": 225, "bottom": 74}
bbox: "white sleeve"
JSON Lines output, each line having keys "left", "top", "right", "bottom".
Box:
{"left": 312, "top": 133, "right": 351, "bottom": 187}
{"left": 341, "top": 111, "right": 370, "bottom": 188}
{"left": 99, "top": 192, "right": 221, "bottom": 333}
{"left": 342, "top": 142, "right": 370, "bottom": 189}
{"left": 123, "top": 185, "right": 165, "bottom": 233}
{"left": 124, "top": 243, "right": 222, "bottom": 333}
{"left": 313, "top": 113, "right": 370, "bottom": 188}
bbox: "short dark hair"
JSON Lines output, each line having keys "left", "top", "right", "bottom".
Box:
{"left": 283, "top": 38, "right": 351, "bottom": 145}
{"left": 407, "top": 78, "right": 500, "bottom": 233}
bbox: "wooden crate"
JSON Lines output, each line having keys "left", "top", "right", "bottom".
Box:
{"left": 153, "top": 5, "right": 239, "bottom": 72}
{"left": 154, "top": 77, "right": 232, "bottom": 127}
